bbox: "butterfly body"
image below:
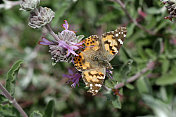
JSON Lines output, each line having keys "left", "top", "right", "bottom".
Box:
{"left": 73, "top": 27, "right": 127, "bottom": 95}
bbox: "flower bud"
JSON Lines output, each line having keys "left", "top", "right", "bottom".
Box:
{"left": 20, "top": 0, "right": 40, "bottom": 11}
{"left": 28, "top": 7, "right": 55, "bottom": 29}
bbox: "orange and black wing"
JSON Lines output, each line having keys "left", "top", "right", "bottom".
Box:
{"left": 73, "top": 35, "right": 100, "bottom": 71}
{"left": 101, "top": 27, "right": 127, "bottom": 61}
{"left": 82, "top": 68, "right": 106, "bottom": 95}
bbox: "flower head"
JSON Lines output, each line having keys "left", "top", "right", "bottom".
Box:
{"left": 20, "top": 0, "right": 40, "bottom": 11}
{"left": 63, "top": 68, "right": 82, "bottom": 88}
{"left": 29, "top": 7, "right": 55, "bottom": 29}
{"left": 39, "top": 20, "right": 84, "bottom": 63}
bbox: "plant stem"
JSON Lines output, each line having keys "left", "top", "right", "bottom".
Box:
{"left": 0, "top": 0, "right": 21, "bottom": 9}
{"left": 111, "top": 0, "right": 155, "bottom": 35}
{"left": 45, "top": 23, "right": 60, "bottom": 41}
{"left": 0, "top": 83, "right": 28, "bottom": 117}
{"left": 114, "top": 61, "right": 155, "bottom": 89}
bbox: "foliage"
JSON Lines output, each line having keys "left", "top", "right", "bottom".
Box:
{"left": 0, "top": 0, "right": 176, "bottom": 117}
{"left": 30, "top": 111, "right": 43, "bottom": 117}
{"left": 5, "top": 59, "right": 23, "bottom": 96}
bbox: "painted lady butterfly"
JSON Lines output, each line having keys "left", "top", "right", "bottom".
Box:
{"left": 73, "top": 27, "right": 127, "bottom": 95}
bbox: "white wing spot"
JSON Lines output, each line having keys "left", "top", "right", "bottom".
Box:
{"left": 115, "top": 33, "right": 118, "bottom": 37}
{"left": 124, "top": 34, "right": 126, "bottom": 37}
{"left": 118, "top": 39, "right": 123, "bottom": 45}
{"left": 90, "top": 84, "right": 93, "bottom": 87}
{"left": 95, "top": 84, "right": 102, "bottom": 87}
{"left": 95, "top": 90, "right": 98, "bottom": 93}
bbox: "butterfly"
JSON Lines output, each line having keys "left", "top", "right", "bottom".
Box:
{"left": 73, "top": 27, "right": 127, "bottom": 95}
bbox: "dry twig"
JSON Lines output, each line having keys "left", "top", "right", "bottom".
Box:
{"left": 0, "top": 83, "right": 28, "bottom": 117}
{"left": 111, "top": 0, "right": 156, "bottom": 35}
{"left": 0, "top": 0, "right": 21, "bottom": 9}
{"left": 114, "top": 61, "right": 155, "bottom": 89}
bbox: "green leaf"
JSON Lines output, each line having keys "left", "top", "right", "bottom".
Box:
{"left": 159, "top": 87, "right": 168, "bottom": 102}
{"left": 146, "top": 7, "right": 164, "bottom": 14}
{"left": 126, "top": 84, "right": 134, "bottom": 90}
{"left": 136, "top": 77, "right": 150, "bottom": 94}
{"left": 55, "top": 100, "right": 67, "bottom": 111}
{"left": 44, "top": 100, "right": 55, "bottom": 117}
{"left": 30, "top": 111, "right": 43, "bottom": 117}
{"left": 127, "top": 24, "right": 135, "bottom": 38}
{"left": 112, "top": 96, "right": 121, "bottom": 109}
{"left": 105, "top": 80, "right": 114, "bottom": 89}
{"left": 142, "top": 94, "right": 174, "bottom": 117}
{"left": 85, "top": 0, "right": 97, "bottom": 20}
{"left": 121, "top": 47, "right": 133, "bottom": 60}
{"left": 0, "top": 104, "right": 20, "bottom": 117}
{"left": 153, "top": 38, "right": 163, "bottom": 56}
{"left": 113, "top": 72, "right": 121, "bottom": 81}
{"left": 154, "top": 21, "right": 168, "bottom": 33}
{"left": 145, "top": 48, "right": 157, "bottom": 59}
{"left": 121, "top": 60, "right": 133, "bottom": 79}
{"left": 104, "top": 93, "right": 122, "bottom": 109}
{"left": 156, "top": 68, "right": 176, "bottom": 86}
{"left": 51, "top": 62, "right": 56, "bottom": 66}
{"left": 160, "top": 58, "right": 170, "bottom": 74}
{"left": 77, "top": 35, "right": 85, "bottom": 42}
{"left": 97, "top": 12, "right": 117, "bottom": 25}
{"left": 51, "top": 1, "right": 71, "bottom": 26}
{"left": 5, "top": 60, "right": 23, "bottom": 96}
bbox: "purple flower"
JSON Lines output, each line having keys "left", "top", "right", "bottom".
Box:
{"left": 63, "top": 68, "right": 82, "bottom": 88}
{"left": 38, "top": 37, "right": 54, "bottom": 45}
{"left": 57, "top": 20, "right": 83, "bottom": 57}
{"left": 62, "top": 20, "right": 69, "bottom": 30}
{"left": 58, "top": 39, "right": 83, "bottom": 57}
{"left": 106, "top": 69, "right": 113, "bottom": 79}
{"left": 39, "top": 20, "right": 84, "bottom": 63}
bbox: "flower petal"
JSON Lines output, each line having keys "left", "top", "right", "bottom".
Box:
{"left": 67, "top": 49, "right": 78, "bottom": 56}
{"left": 63, "top": 68, "right": 82, "bottom": 88}
{"left": 71, "top": 45, "right": 79, "bottom": 50}
{"left": 62, "top": 20, "right": 69, "bottom": 30}
{"left": 38, "top": 37, "right": 54, "bottom": 45}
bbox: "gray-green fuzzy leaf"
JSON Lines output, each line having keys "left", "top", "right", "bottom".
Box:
{"left": 5, "top": 60, "right": 23, "bottom": 96}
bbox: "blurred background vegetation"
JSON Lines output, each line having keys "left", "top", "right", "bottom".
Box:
{"left": 0, "top": 0, "right": 176, "bottom": 117}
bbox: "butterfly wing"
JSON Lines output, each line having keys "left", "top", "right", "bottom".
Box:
{"left": 73, "top": 35, "right": 106, "bottom": 95}
{"left": 101, "top": 27, "right": 127, "bottom": 61}
{"left": 73, "top": 35, "right": 100, "bottom": 71}
{"left": 82, "top": 68, "right": 106, "bottom": 95}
